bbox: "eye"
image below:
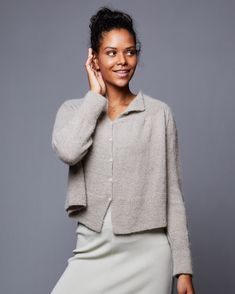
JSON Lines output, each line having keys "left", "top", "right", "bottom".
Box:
{"left": 106, "top": 49, "right": 137, "bottom": 57}
{"left": 126, "top": 49, "right": 137, "bottom": 56}
{"left": 107, "top": 51, "right": 116, "bottom": 56}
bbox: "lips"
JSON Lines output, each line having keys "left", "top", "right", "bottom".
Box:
{"left": 113, "top": 69, "right": 130, "bottom": 72}
{"left": 113, "top": 69, "right": 130, "bottom": 78}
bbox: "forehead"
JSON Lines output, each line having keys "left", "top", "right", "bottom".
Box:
{"left": 100, "top": 29, "right": 135, "bottom": 48}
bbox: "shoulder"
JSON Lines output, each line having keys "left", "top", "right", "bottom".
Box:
{"left": 61, "top": 97, "right": 84, "bottom": 108}
{"left": 142, "top": 91, "right": 174, "bottom": 119}
{"left": 55, "top": 97, "right": 85, "bottom": 113}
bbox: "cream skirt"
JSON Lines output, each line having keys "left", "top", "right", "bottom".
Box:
{"left": 50, "top": 203, "right": 174, "bottom": 294}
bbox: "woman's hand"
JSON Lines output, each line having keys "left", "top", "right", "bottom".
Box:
{"left": 85, "top": 48, "right": 106, "bottom": 96}
{"left": 176, "top": 274, "right": 195, "bottom": 294}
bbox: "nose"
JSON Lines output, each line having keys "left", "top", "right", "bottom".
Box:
{"left": 117, "top": 52, "right": 127, "bottom": 65}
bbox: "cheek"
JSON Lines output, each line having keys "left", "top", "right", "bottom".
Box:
{"left": 99, "top": 64, "right": 116, "bottom": 80}
{"left": 98, "top": 57, "right": 114, "bottom": 69}
{"left": 129, "top": 58, "right": 138, "bottom": 68}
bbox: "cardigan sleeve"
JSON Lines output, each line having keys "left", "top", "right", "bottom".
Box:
{"left": 51, "top": 90, "right": 107, "bottom": 166}
{"left": 165, "top": 106, "right": 194, "bottom": 278}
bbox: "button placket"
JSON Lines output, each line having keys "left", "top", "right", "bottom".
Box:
{"left": 108, "top": 122, "right": 114, "bottom": 202}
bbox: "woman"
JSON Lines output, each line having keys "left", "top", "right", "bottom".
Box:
{"left": 50, "top": 6, "right": 195, "bottom": 294}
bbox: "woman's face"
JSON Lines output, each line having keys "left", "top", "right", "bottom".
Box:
{"left": 93, "top": 28, "right": 138, "bottom": 88}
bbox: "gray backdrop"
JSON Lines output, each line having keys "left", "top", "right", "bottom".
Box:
{"left": 1, "top": 0, "right": 234, "bottom": 293}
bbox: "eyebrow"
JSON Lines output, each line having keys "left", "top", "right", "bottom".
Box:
{"left": 104, "top": 46, "right": 136, "bottom": 50}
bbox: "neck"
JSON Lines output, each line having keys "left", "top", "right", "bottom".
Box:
{"left": 105, "top": 85, "right": 135, "bottom": 105}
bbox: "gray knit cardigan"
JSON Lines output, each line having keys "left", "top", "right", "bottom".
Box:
{"left": 51, "top": 89, "right": 194, "bottom": 277}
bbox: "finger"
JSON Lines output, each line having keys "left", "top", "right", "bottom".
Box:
{"left": 88, "top": 47, "right": 92, "bottom": 56}
{"left": 97, "top": 71, "right": 103, "bottom": 79}
{"left": 85, "top": 49, "right": 93, "bottom": 65}
{"left": 85, "top": 54, "right": 96, "bottom": 72}
{"left": 85, "top": 57, "right": 95, "bottom": 72}
{"left": 85, "top": 53, "right": 93, "bottom": 66}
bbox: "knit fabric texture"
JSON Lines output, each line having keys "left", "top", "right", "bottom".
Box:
{"left": 51, "top": 89, "right": 194, "bottom": 277}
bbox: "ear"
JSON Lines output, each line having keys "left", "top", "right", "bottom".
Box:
{"left": 92, "top": 53, "right": 100, "bottom": 71}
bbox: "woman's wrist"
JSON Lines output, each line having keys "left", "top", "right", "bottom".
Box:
{"left": 176, "top": 273, "right": 193, "bottom": 279}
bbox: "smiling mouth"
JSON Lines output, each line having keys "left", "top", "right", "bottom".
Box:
{"left": 113, "top": 69, "right": 130, "bottom": 77}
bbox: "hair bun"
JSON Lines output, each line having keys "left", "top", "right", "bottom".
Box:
{"left": 89, "top": 6, "right": 141, "bottom": 55}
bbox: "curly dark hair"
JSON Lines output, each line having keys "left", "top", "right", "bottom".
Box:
{"left": 88, "top": 6, "right": 142, "bottom": 57}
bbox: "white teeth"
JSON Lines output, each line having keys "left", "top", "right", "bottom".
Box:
{"left": 114, "top": 70, "right": 129, "bottom": 77}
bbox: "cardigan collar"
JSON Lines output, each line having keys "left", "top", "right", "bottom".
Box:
{"left": 105, "top": 90, "right": 145, "bottom": 116}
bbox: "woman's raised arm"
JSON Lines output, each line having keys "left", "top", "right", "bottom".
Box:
{"left": 51, "top": 90, "right": 107, "bottom": 165}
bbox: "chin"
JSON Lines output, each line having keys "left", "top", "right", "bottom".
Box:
{"left": 113, "top": 81, "right": 131, "bottom": 88}
{"left": 105, "top": 79, "right": 129, "bottom": 89}
{"left": 114, "top": 76, "right": 134, "bottom": 86}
